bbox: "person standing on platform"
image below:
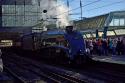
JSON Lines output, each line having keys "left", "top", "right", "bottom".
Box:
{"left": 116, "top": 38, "right": 121, "bottom": 55}
{"left": 89, "top": 40, "right": 93, "bottom": 55}
{"left": 102, "top": 39, "right": 108, "bottom": 56}
{"left": 124, "top": 37, "right": 125, "bottom": 55}
{"left": 122, "top": 37, "right": 125, "bottom": 55}
{"left": 109, "top": 39, "right": 113, "bottom": 55}
{"left": 112, "top": 39, "right": 117, "bottom": 56}
{"left": 0, "top": 49, "right": 3, "bottom": 72}
{"left": 97, "top": 39, "right": 102, "bottom": 56}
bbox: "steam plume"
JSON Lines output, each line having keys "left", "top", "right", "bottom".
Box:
{"left": 32, "top": 0, "right": 70, "bottom": 29}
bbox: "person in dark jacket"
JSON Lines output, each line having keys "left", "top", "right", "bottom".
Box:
{"left": 122, "top": 37, "right": 125, "bottom": 55}
{"left": 116, "top": 38, "right": 123, "bottom": 55}
{"left": 102, "top": 39, "right": 108, "bottom": 56}
{"left": 120, "top": 39, "right": 125, "bottom": 55}
{"left": 0, "top": 49, "right": 3, "bottom": 72}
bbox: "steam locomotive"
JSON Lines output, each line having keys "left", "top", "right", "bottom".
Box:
{"left": 39, "top": 26, "right": 91, "bottom": 64}
{"left": 17, "top": 26, "right": 92, "bottom": 64}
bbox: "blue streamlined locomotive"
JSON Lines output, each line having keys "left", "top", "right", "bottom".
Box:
{"left": 40, "top": 26, "right": 91, "bottom": 64}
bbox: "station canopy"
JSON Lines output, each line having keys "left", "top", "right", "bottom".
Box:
{"left": 76, "top": 11, "right": 125, "bottom": 38}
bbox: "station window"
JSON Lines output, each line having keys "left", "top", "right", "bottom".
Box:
{"left": 2, "top": 5, "right": 40, "bottom": 27}
{"left": 109, "top": 20, "right": 114, "bottom": 26}
{"left": 107, "top": 31, "right": 115, "bottom": 36}
{"left": 98, "top": 32, "right": 103, "bottom": 37}
{"left": 119, "top": 19, "right": 125, "bottom": 26}
{"left": 86, "top": 34, "right": 91, "bottom": 38}
{"left": 92, "top": 34, "right": 96, "bottom": 37}
{"left": 83, "top": 35, "right": 86, "bottom": 38}
{"left": 110, "top": 16, "right": 125, "bottom": 26}
{"left": 115, "top": 29, "right": 125, "bottom": 35}
{"left": 0, "top": 40, "right": 13, "bottom": 47}
{"left": 114, "top": 19, "right": 119, "bottom": 26}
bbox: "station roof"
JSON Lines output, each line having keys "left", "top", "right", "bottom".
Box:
{"left": 75, "top": 14, "right": 108, "bottom": 30}
{"left": 75, "top": 11, "right": 125, "bottom": 31}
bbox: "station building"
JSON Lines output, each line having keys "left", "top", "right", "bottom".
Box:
{"left": 0, "top": 0, "right": 57, "bottom": 47}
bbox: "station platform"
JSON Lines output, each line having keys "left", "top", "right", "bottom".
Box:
{"left": 92, "top": 55, "right": 125, "bottom": 65}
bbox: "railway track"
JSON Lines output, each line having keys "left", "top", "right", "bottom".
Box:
{"left": 63, "top": 61, "right": 125, "bottom": 83}
{"left": 3, "top": 53, "right": 125, "bottom": 83}
{"left": 3, "top": 53, "right": 92, "bottom": 83}
{"left": 37, "top": 58, "right": 125, "bottom": 83}
{"left": 86, "top": 61, "right": 125, "bottom": 82}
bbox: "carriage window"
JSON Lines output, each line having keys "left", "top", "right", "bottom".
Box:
{"left": 42, "top": 38, "right": 56, "bottom": 46}
{"left": 42, "top": 36, "right": 69, "bottom": 47}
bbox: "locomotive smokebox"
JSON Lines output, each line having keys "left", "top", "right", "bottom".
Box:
{"left": 43, "top": 10, "right": 47, "bottom": 13}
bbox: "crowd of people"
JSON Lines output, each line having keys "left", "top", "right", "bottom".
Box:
{"left": 85, "top": 37, "right": 125, "bottom": 56}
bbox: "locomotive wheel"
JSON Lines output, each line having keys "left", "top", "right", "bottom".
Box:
{"left": 75, "top": 56, "right": 84, "bottom": 65}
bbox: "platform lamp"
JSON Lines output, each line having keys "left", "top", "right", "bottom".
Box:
{"left": 96, "top": 29, "right": 99, "bottom": 40}
{"left": 43, "top": 10, "right": 47, "bottom": 30}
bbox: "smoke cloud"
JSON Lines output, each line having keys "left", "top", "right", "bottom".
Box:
{"left": 32, "top": 0, "right": 70, "bottom": 29}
